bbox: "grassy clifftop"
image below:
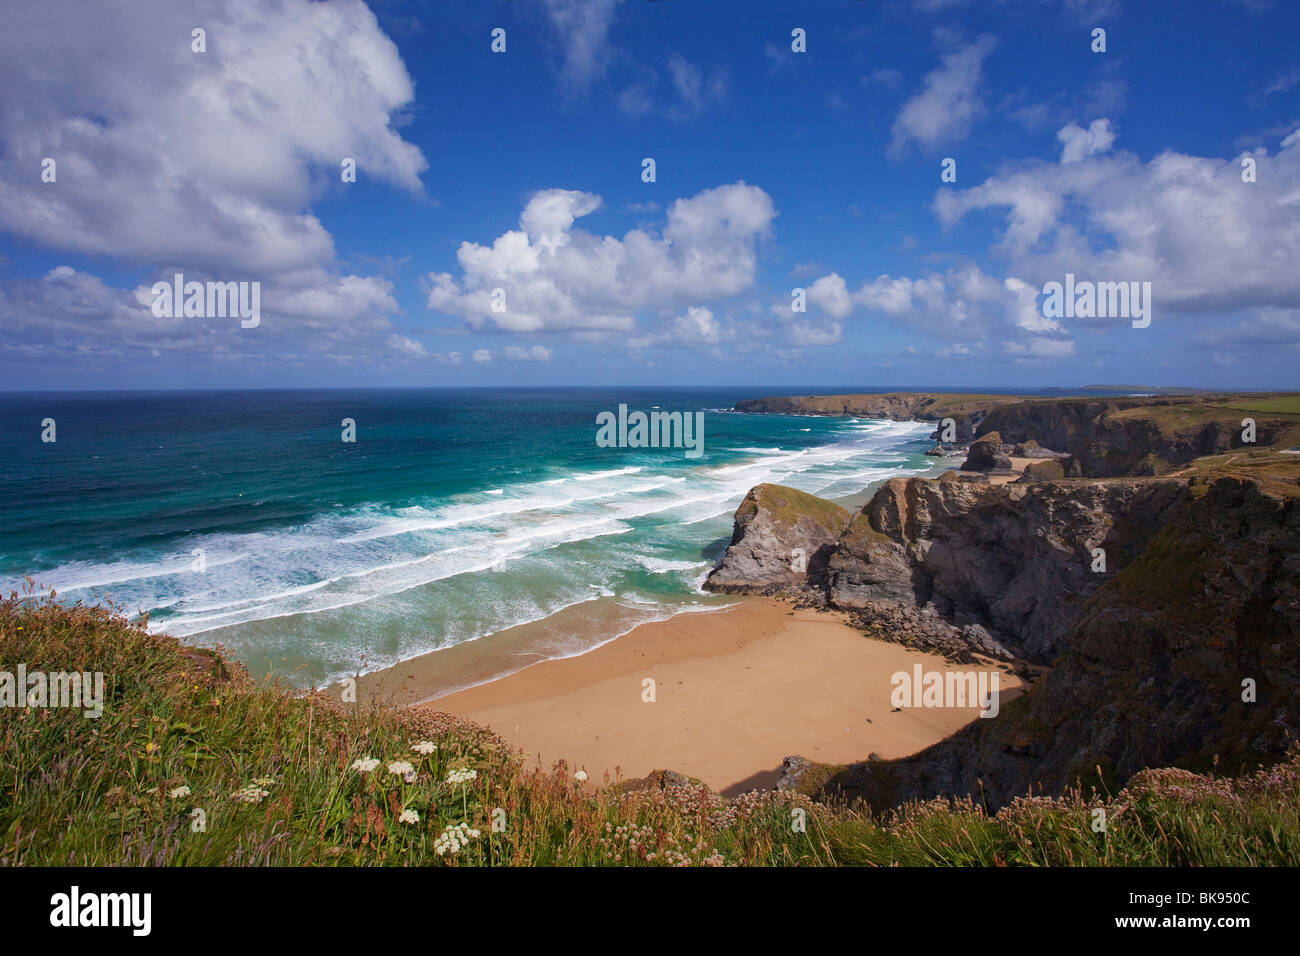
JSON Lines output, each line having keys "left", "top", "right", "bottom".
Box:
{"left": 734, "top": 482, "right": 851, "bottom": 536}
{"left": 5, "top": 588, "right": 1299, "bottom": 866}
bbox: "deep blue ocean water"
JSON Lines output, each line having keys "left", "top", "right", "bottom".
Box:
{"left": 0, "top": 386, "right": 1046, "bottom": 688}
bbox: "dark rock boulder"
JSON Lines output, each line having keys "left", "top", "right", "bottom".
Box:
{"left": 1017, "top": 459, "right": 1066, "bottom": 482}
{"left": 615, "top": 769, "right": 710, "bottom": 793}
{"left": 776, "top": 755, "right": 815, "bottom": 792}
{"left": 961, "top": 432, "right": 1014, "bottom": 475}
{"left": 1011, "top": 440, "right": 1069, "bottom": 459}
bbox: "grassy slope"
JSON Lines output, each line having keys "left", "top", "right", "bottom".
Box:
{"left": 4, "top": 589, "right": 1298, "bottom": 866}
{"left": 738, "top": 483, "right": 851, "bottom": 535}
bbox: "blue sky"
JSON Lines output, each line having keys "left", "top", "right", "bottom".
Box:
{"left": 1, "top": 0, "right": 1297, "bottom": 390}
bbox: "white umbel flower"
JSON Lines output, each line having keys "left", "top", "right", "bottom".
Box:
{"left": 433, "top": 821, "right": 482, "bottom": 856}
{"left": 411, "top": 741, "right": 438, "bottom": 755}
{"left": 351, "top": 757, "right": 380, "bottom": 773}
{"left": 168, "top": 785, "right": 192, "bottom": 799}
{"left": 387, "top": 760, "right": 415, "bottom": 776}
{"left": 446, "top": 767, "right": 478, "bottom": 785}
{"left": 399, "top": 808, "right": 419, "bottom": 825}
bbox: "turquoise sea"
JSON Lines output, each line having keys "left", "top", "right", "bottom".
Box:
{"left": 0, "top": 387, "right": 963, "bottom": 692}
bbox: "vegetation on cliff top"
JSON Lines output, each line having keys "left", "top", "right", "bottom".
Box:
{"left": 4, "top": 589, "right": 1298, "bottom": 866}
{"left": 736, "top": 483, "right": 851, "bottom": 535}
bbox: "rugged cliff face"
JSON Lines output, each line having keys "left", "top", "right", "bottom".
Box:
{"left": 821, "top": 476, "right": 1300, "bottom": 811}
{"left": 705, "top": 472, "right": 1190, "bottom": 662}
{"left": 829, "top": 472, "right": 1188, "bottom": 661}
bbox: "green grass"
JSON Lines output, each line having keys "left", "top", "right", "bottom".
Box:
{"left": 4, "top": 588, "right": 1297, "bottom": 866}
{"left": 740, "top": 483, "right": 851, "bottom": 535}
{"left": 1224, "top": 396, "right": 1300, "bottom": 415}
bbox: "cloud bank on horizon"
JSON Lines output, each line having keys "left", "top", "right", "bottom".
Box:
{"left": 0, "top": 0, "right": 1297, "bottom": 390}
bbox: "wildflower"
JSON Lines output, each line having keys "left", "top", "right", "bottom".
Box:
{"left": 232, "top": 785, "right": 270, "bottom": 804}
{"left": 575, "top": 770, "right": 588, "bottom": 783}
{"left": 446, "top": 767, "right": 477, "bottom": 785}
{"left": 412, "top": 741, "right": 437, "bottom": 755}
{"left": 388, "top": 760, "right": 415, "bottom": 777}
{"left": 351, "top": 757, "right": 381, "bottom": 773}
{"left": 168, "top": 785, "right": 192, "bottom": 799}
{"left": 399, "top": 809, "right": 419, "bottom": 825}
{"left": 433, "top": 821, "right": 482, "bottom": 856}
{"left": 252, "top": 777, "right": 275, "bottom": 788}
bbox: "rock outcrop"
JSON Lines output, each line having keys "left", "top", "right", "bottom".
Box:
{"left": 1016, "top": 459, "right": 1066, "bottom": 482}
{"left": 1011, "top": 440, "right": 1068, "bottom": 459}
{"left": 775, "top": 755, "right": 815, "bottom": 792}
{"left": 847, "top": 600, "right": 1014, "bottom": 661}
{"left": 960, "top": 432, "right": 1014, "bottom": 476}
{"left": 703, "top": 483, "right": 851, "bottom": 593}
{"left": 614, "top": 769, "right": 710, "bottom": 793}
{"left": 705, "top": 472, "right": 1191, "bottom": 662}
{"left": 826, "top": 471, "right": 1188, "bottom": 660}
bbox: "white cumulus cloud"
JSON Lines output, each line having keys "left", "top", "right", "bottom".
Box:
{"left": 890, "top": 35, "right": 997, "bottom": 157}
{"left": 1058, "top": 118, "right": 1116, "bottom": 164}
{"left": 426, "top": 182, "right": 777, "bottom": 334}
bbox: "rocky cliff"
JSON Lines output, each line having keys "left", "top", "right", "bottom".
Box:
{"left": 972, "top": 398, "right": 1293, "bottom": 477}
{"left": 703, "top": 483, "right": 851, "bottom": 593}
{"left": 821, "top": 475, "right": 1300, "bottom": 811}
{"left": 704, "top": 451, "right": 1299, "bottom": 809}
{"left": 734, "top": 392, "right": 1300, "bottom": 478}
{"left": 715, "top": 392, "right": 1300, "bottom": 809}
{"left": 828, "top": 471, "right": 1188, "bottom": 661}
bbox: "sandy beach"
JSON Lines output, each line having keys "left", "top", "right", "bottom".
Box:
{"left": 412, "top": 598, "right": 1027, "bottom": 795}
